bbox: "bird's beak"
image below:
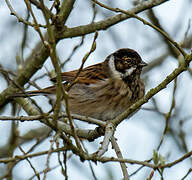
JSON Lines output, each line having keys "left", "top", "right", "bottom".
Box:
{"left": 139, "top": 60, "right": 148, "bottom": 67}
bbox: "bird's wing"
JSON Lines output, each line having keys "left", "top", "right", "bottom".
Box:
{"left": 51, "top": 62, "right": 108, "bottom": 84}
{"left": 10, "top": 62, "right": 109, "bottom": 97}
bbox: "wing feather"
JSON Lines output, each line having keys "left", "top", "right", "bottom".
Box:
{"left": 51, "top": 62, "right": 108, "bottom": 84}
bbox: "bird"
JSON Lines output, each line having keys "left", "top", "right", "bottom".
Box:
{"left": 13, "top": 48, "right": 147, "bottom": 121}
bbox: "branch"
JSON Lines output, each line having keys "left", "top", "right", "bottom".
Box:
{"left": 56, "top": 0, "right": 169, "bottom": 39}
{"left": 0, "top": 147, "right": 68, "bottom": 163}
{"left": 160, "top": 149, "right": 192, "bottom": 168}
{"left": 95, "top": 122, "right": 115, "bottom": 157}
{"left": 0, "top": 113, "right": 106, "bottom": 127}
{"left": 111, "top": 137, "right": 129, "bottom": 180}
{"left": 11, "top": 98, "right": 105, "bottom": 141}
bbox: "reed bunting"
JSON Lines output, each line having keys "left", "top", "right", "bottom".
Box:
{"left": 13, "top": 48, "right": 147, "bottom": 121}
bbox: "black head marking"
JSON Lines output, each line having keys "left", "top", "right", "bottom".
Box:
{"left": 112, "top": 48, "right": 147, "bottom": 74}
{"left": 107, "top": 48, "right": 147, "bottom": 82}
{"left": 113, "top": 48, "right": 142, "bottom": 62}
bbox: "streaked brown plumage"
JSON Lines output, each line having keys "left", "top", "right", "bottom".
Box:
{"left": 13, "top": 48, "right": 147, "bottom": 121}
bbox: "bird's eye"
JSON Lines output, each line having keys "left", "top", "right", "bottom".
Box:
{"left": 122, "top": 56, "right": 128, "bottom": 60}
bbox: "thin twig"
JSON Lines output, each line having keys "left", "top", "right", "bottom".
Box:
{"left": 0, "top": 113, "right": 106, "bottom": 126}
{"left": 157, "top": 78, "right": 178, "bottom": 151}
{"left": 24, "top": 0, "right": 46, "bottom": 43}
{"left": 60, "top": 36, "right": 85, "bottom": 69}
{"left": 5, "top": 0, "right": 46, "bottom": 28}
{"left": 57, "top": 143, "right": 67, "bottom": 179}
{"left": 66, "top": 31, "right": 98, "bottom": 90}
{"left": 29, "top": 0, "right": 53, "bottom": 17}
{"left": 63, "top": 32, "right": 98, "bottom": 152}
{"left": 96, "top": 122, "right": 115, "bottom": 157}
{"left": 29, "top": 165, "right": 59, "bottom": 180}
{"left": 43, "top": 133, "right": 60, "bottom": 180}
{"left": 181, "top": 168, "right": 192, "bottom": 180}
{"left": 18, "top": 146, "right": 40, "bottom": 180}
{"left": 160, "top": 150, "right": 192, "bottom": 168}
{"left": 111, "top": 137, "right": 129, "bottom": 180}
